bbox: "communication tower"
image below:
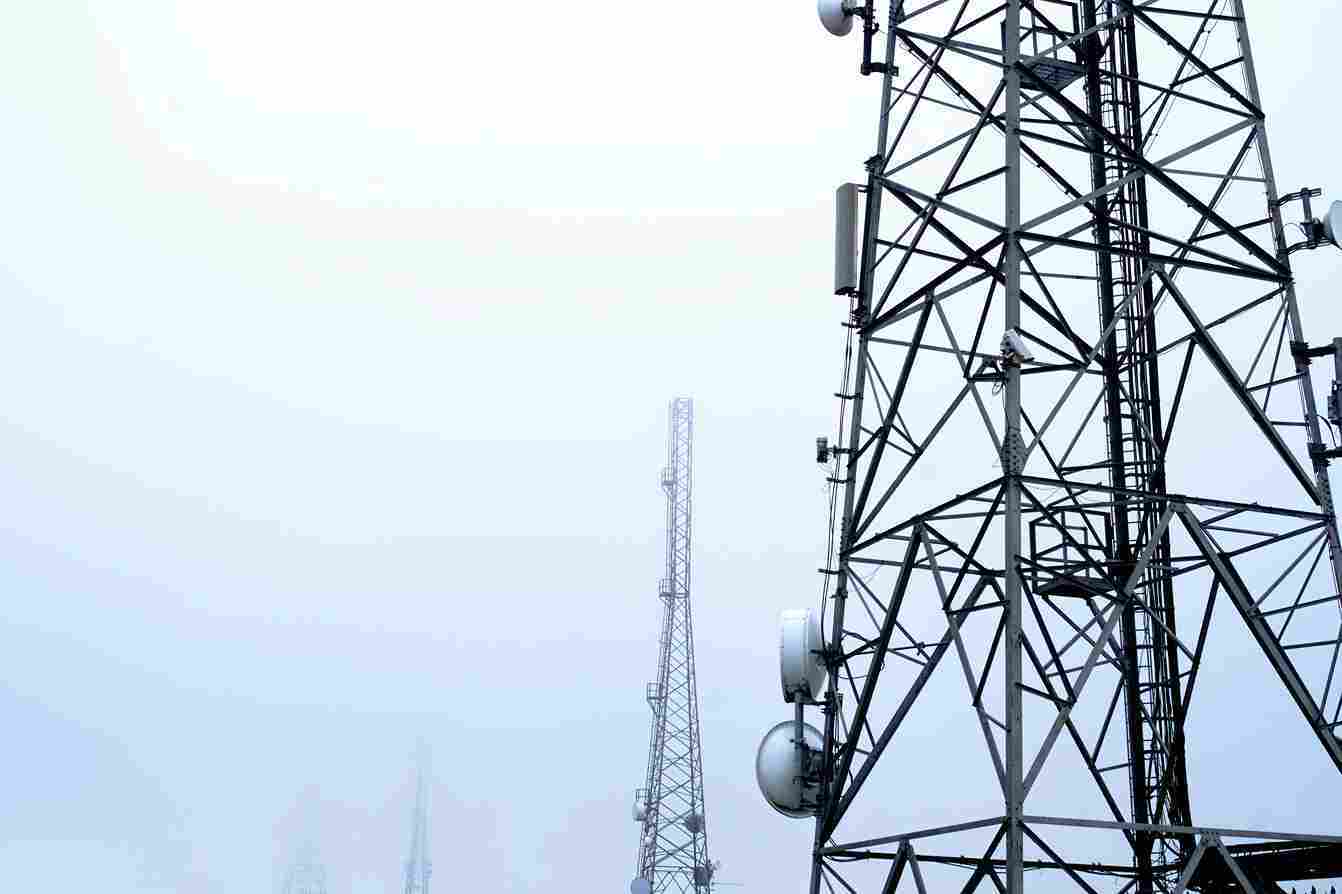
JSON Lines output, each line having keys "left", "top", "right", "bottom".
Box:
{"left": 760, "top": 2, "right": 1342, "bottom": 893}
{"left": 632, "top": 398, "right": 716, "bottom": 894}
{"left": 281, "top": 841, "right": 328, "bottom": 894}
{"left": 403, "top": 743, "right": 432, "bottom": 894}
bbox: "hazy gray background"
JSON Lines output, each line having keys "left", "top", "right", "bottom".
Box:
{"left": 1, "top": 2, "right": 1341, "bottom": 892}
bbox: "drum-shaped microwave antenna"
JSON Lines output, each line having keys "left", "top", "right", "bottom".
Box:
{"left": 631, "top": 878, "right": 653, "bottom": 894}
{"left": 780, "top": 608, "right": 828, "bottom": 703}
{"left": 817, "top": 0, "right": 854, "bottom": 36}
{"left": 1322, "top": 200, "right": 1342, "bottom": 247}
{"left": 756, "top": 719, "right": 824, "bottom": 818}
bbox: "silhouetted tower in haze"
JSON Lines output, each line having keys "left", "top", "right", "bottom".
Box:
{"left": 403, "top": 744, "right": 432, "bottom": 894}
{"left": 631, "top": 398, "right": 715, "bottom": 894}
{"left": 281, "top": 841, "right": 327, "bottom": 894}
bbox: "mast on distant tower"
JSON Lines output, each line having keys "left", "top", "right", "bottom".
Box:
{"left": 403, "top": 743, "right": 432, "bottom": 894}
{"left": 631, "top": 398, "right": 716, "bottom": 894}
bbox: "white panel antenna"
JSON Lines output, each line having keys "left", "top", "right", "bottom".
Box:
{"left": 834, "top": 183, "right": 861, "bottom": 294}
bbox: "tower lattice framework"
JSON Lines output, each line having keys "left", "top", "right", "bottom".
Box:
{"left": 635, "top": 397, "right": 714, "bottom": 893}
{"left": 807, "top": 2, "right": 1342, "bottom": 893}
{"left": 403, "top": 744, "right": 431, "bottom": 894}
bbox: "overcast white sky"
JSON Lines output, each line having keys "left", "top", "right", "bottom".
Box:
{"left": 2, "top": 2, "right": 1342, "bottom": 892}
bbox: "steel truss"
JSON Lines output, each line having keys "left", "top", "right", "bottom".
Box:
{"left": 403, "top": 744, "right": 431, "bottom": 894}
{"left": 810, "top": 2, "right": 1342, "bottom": 893}
{"left": 636, "top": 398, "right": 714, "bottom": 893}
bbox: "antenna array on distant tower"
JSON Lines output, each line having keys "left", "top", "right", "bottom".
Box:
{"left": 632, "top": 398, "right": 716, "bottom": 894}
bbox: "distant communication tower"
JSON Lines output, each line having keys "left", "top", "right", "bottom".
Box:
{"left": 760, "top": 1, "right": 1342, "bottom": 893}
{"left": 403, "top": 743, "right": 432, "bottom": 894}
{"left": 281, "top": 841, "right": 328, "bottom": 894}
{"left": 632, "top": 398, "right": 716, "bottom": 894}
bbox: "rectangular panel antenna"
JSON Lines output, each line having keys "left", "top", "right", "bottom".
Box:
{"left": 834, "top": 183, "right": 860, "bottom": 295}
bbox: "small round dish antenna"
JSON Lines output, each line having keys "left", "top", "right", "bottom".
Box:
{"left": 756, "top": 719, "right": 824, "bottom": 818}
{"left": 631, "top": 878, "right": 653, "bottom": 894}
{"left": 780, "top": 608, "right": 828, "bottom": 704}
{"left": 817, "top": 0, "right": 855, "bottom": 36}
{"left": 1323, "top": 200, "right": 1342, "bottom": 247}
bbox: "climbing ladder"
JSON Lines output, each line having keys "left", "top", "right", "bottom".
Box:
{"left": 1088, "top": 0, "right": 1189, "bottom": 875}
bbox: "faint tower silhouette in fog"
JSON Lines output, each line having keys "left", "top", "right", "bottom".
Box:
{"left": 281, "top": 840, "right": 327, "bottom": 894}
{"left": 402, "top": 742, "right": 432, "bottom": 894}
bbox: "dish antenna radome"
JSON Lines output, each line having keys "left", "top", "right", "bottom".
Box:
{"left": 817, "top": 0, "right": 855, "bottom": 36}
{"left": 631, "top": 878, "right": 653, "bottom": 894}
{"left": 1323, "top": 200, "right": 1342, "bottom": 247}
{"left": 780, "top": 608, "right": 827, "bottom": 704}
{"left": 756, "top": 719, "right": 824, "bottom": 818}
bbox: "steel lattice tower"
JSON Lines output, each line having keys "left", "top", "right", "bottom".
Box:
{"left": 802, "top": 2, "right": 1342, "bottom": 893}
{"left": 281, "top": 842, "right": 328, "bottom": 894}
{"left": 403, "top": 744, "right": 432, "bottom": 894}
{"left": 633, "top": 398, "right": 715, "bottom": 893}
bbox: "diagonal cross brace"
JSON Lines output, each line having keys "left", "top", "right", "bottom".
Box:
{"left": 1175, "top": 504, "right": 1342, "bottom": 774}
{"left": 822, "top": 529, "right": 925, "bottom": 840}
{"left": 880, "top": 842, "right": 911, "bottom": 894}
{"left": 1021, "top": 266, "right": 1157, "bottom": 464}
{"left": 852, "top": 303, "right": 933, "bottom": 533}
{"left": 1172, "top": 836, "right": 1209, "bottom": 894}
{"left": 925, "top": 533, "right": 1010, "bottom": 795}
{"left": 827, "top": 576, "right": 993, "bottom": 835}
{"left": 1208, "top": 834, "right": 1259, "bottom": 894}
{"left": 1012, "top": 59, "right": 1286, "bottom": 278}
{"left": 1157, "top": 267, "right": 1319, "bottom": 504}
{"left": 1022, "top": 505, "right": 1178, "bottom": 795}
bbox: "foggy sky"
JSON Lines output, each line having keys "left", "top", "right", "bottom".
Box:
{"left": 2, "top": 2, "right": 1342, "bottom": 892}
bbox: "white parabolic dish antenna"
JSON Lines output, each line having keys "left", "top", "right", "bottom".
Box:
{"left": 631, "top": 878, "right": 652, "bottom": 894}
{"left": 1324, "top": 200, "right": 1342, "bottom": 246}
{"left": 817, "top": 0, "right": 854, "bottom": 36}
{"left": 756, "top": 719, "right": 824, "bottom": 818}
{"left": 780, "top": 608, "right": 828, "bottom": 703}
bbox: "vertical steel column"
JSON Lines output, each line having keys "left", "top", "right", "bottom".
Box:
{"left": 811, "top": 4, "right": 903, "bottom": 891}
{"left": 1002, "top": 3, "right": 1024, "bottom": 892}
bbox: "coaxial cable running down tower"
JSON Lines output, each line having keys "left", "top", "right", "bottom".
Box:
{"left": 632, "top": 398, "right": 716, "bottom": 894}
{"left": 760, "top": 1, "right": 1342, "bottom": 893}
